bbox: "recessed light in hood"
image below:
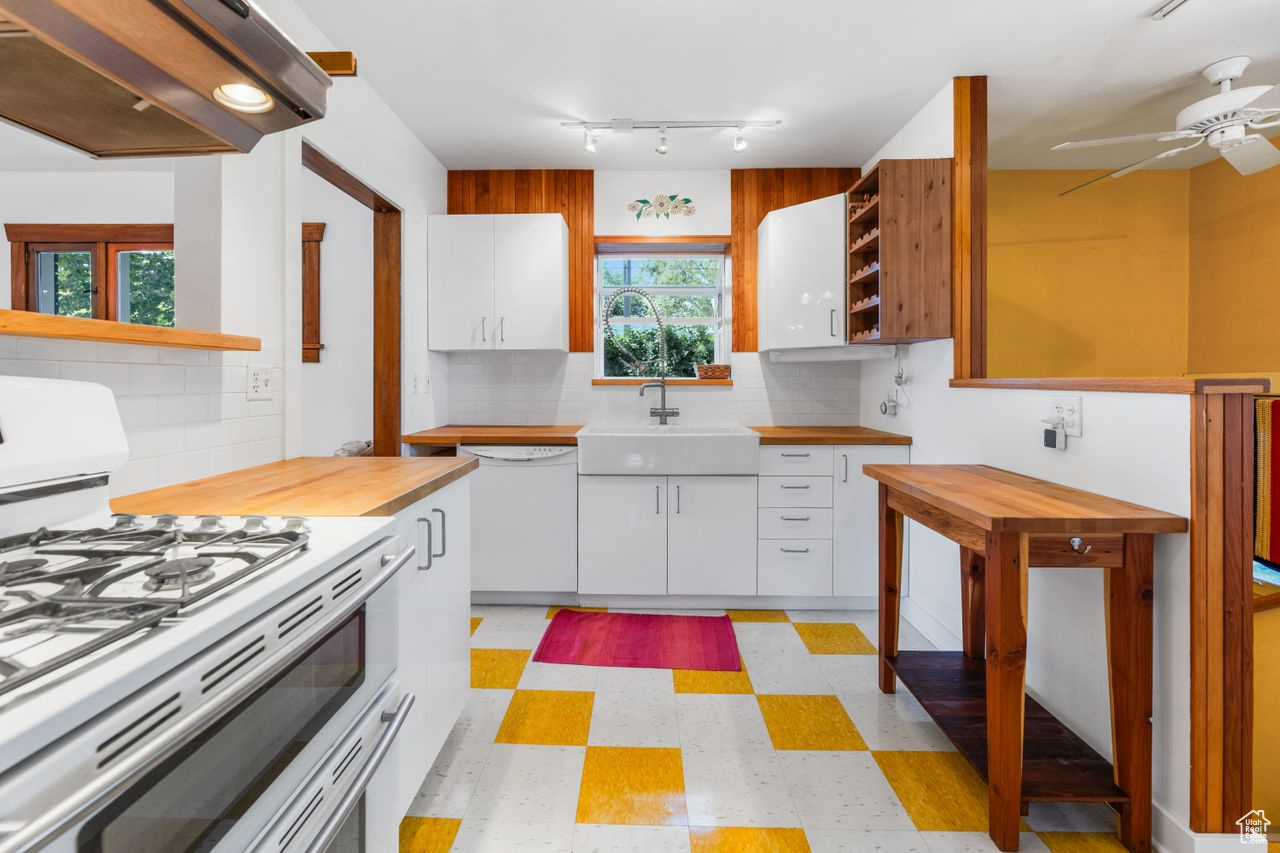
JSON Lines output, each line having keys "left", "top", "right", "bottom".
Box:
{"left": 212, "top": 83, "right": 275, "bottom": 114}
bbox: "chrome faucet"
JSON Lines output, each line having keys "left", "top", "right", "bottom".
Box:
{"left": 639, "top": 381, "right": 679, "bottom": 425}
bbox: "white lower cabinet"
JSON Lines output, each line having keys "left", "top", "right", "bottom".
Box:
{"left": 579, "top": 475, "right": 668, "bottom": 595}
{"left": 391, "top": 476, "right": 472, "bottom": 814}
{"left": 832, "top": 444, "right": 910, "bottom": 596}
{"left": 668, "top": 476, "right": 757, "bottom": 595}
{"left": 758, "top": 538, "right": 834, "bottom": 596}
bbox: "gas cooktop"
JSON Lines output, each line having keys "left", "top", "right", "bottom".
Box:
{"left": 0, "top": 513, "right": 310, "bottom": 698}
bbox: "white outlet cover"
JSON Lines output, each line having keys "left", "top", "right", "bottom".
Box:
{"left": 1051, "top": 395, "right": 1083, "bottom": 437}
{"left": 246, "top": 365, "right": 272, "bottom": 401}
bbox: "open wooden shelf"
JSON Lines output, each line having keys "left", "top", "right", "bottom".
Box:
{"left": 848, "top": 262, "right": 880, "bottom": 288}
{"left": 849, "top": 295, "right": 880, "bottom": 316}
{"left": 886, "top": 651, "right": 1129, "bottom": 805}
{"left": 848, "top": 228, "right": 880, "bottom": 256}
{"left": 0, "top": 310, "right": 261, "bottom": 351}
{"left": 848, "top": 328, "right": 880, "bottom": 343}
{"left": 848, "top": 195, "right": 880, "bottom": 227}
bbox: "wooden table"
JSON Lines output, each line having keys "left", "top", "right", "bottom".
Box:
{"left": 862, "top": 464, "right": 1188, "bottom": 853}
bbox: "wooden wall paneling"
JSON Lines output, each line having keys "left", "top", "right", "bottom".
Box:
{"left": 4, "top": 224, "right": 174, "bottom": 243}
{"left": 372, "top": 209, "right": 401, "bottom": 456}
{"left": 301, "top": 222, "right": 325, "bottom": 363}
{"left": 446, "top": 169, "right": 594, "bottom": 351}
{"left": 952, "top": 76, "right": 988, "bottom": 379}
{"left": 1189, "top": 391, "right": 1255, "bottom": 831}
{"left": 10, "top": 243, "right": 24, "bottom": 311}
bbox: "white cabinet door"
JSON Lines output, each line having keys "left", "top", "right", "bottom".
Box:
{"left": 392, "top": 477, "right": 472, "bottom": 813}
{"left": 757, "top": 194, "right": 846, "bottom": 350}
{"left": 668, "top": 476, "right": 757, "bottom": 595}
{"left": 494, "top": 214, "right": 568, "bottom": 350}
{"left": 832, "top": 444, "right": 909, "bottom": 597}
{"left": 578, "top": 476, "right": 667, "bottom": 595}
{"left": 428, "top": 214, "right": 495, "bottom": 350}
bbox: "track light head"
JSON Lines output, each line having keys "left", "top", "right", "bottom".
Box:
{"left": 583, "top": 129, "right": 598, "bottom": 153}
{"left": 655, "top": 126, "right": 669, "bottom": 155}
{"left": 733, "top": 125, "right": 747, "bottom": 153}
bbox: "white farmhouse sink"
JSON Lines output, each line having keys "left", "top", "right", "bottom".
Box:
{"left": 576, "top": 424, "right": 760, "bottom": 475}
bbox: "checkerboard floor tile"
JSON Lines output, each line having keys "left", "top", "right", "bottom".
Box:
{"left": 397, "top": 606, "right": 1132, "bottom": 852}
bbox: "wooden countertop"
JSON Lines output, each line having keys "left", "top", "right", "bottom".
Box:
{"left": 862, "top": 464, "right": 1188, "bottom": 535}
{"left": 113, "top": 456, "right": 478, "bottom": 518}
{"left": 403, "top": 424, "right": 911, "bottom": 446}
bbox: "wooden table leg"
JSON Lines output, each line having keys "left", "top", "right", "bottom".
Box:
{"left": 1107, "top": 534, "right": 1154, "bottom": 852}
{"left": 878, "top": 483, "right": 904, "bottom": 693}
{"left": 985, "top": 530, "right": 1029, "bottom": 852}
{"left": 960, "top": 546, "right": 986, "bottom": 659}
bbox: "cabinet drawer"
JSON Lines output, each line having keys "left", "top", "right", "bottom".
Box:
{"left": 758, "top": 539, "right": 833, "bottom": 596}
{"left": 758, "top": 476, "right": 833, "bottom": 508}
{"left": 757, "top": 508, "right": 832, "bottom": 539}
{"left": 759, "top": 445, "right": 833, "bottom": 476}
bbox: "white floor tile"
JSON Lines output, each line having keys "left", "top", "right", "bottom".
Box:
{"left": 674, "top": 694, "right": 772, "bottom": 750}
{"left": 1023, "top": 802, "right": 1119, "bottom": 832}
{"left": 406, "top": 734, "right": 493, "bottom": 818}
{"left": 571, "top": 824, "right": 691, "bottom": 853}
{"left": 850, "top": 615, "right": 936, "bottom": 652}
{"left": 732, "top": 622, "right": 809, "bottom": 657}
{"left": 813, "top": 654, "right": 885, "bottom": 694}
{"left": 776, "top": 751, "right": 914, "bottom": 831}
{"left": 470, "top": 618, "right": 550, "bottom": 650}
{"left": 453, "top": 689, "right": 515, "bottom": 743}
{"left": 594, "top": 666, "right": 676, "bottom": 698}
{"left": 787, "top": 609, "right": 872, "bottom": 623}
{"left": 921, "top": 832, "right": 1048, "bottom": 853}
{"left": 807, "top": 829, "right": 932, "bottom": 853}
{"left": 681, "top": 746, "right": 801, "bottom": 827}
{"left": 472, "top": 605, "right": 550, "bottom": 625}
{"left": 451, "top": 819, "right": 576, "bottom": 852}
{"left": 837, "top": 691, "right": 954, "bottom": 752}
{"left": 741, "top": 651, "right": 833, "bottom": 694}
{"left": 609, "top": 608, "right": 727, "bottom": 617}
{"left": 589, "top": 691, "right": 679, "bottom": 747}
{"left": 464, "top": 744, "right": 587, "bottom": 822}
{"left": 518, "top": 661, "right": 602, "bottom": 691}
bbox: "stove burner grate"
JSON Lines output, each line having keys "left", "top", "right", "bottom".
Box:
{"left": 143, "top": 557, "right": 216, "bottom": 591}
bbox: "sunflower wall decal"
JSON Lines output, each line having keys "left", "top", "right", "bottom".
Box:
{"left": 627, "top": 194, "right": 696, "bottom": 220}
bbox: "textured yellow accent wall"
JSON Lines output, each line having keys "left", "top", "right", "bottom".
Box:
{"left": 1255, "top": 607, "right": 1279, "bottom": 818}
{"left": 1188, "top": 156, "right": 1280, "bottom": 374}
{"left": 987, "top": 170, "right": 1191, "bottom": 378}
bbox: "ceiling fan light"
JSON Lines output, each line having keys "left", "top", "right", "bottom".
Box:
{"left": 212, "top": 82, "right": 274, "bottom": 114}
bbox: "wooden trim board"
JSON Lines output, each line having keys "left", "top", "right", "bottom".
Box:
{"left": 952, "top": 76, "right": 987, "bottom": 380}
{"left": 950, "top": 377, "right": 1271, "bottom": 395}
{"left": 0, "top": 309, "right": 260, "bottom": 350}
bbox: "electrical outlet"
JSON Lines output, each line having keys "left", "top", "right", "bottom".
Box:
{"left": 1051, "top": 395, "right": 1083, "bottom": 437}
{"left": 247, "top": 365, "right": 272, "bottom": 401}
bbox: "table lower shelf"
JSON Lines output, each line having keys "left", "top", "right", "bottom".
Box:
{"left": 884, "top": 651, "right": 1129, "bottom": 805}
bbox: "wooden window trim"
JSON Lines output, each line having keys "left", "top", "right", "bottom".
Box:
{"left": 301, "top": 222, "right": 326, "bottom": 363}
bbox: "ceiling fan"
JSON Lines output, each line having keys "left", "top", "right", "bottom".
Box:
{"left": 1053, "top": 56, "right": 1280, "bottom": 196}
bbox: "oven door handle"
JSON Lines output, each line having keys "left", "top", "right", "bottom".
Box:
{"left": 0, "top": 539, "right": 414, "bottom": 853}
{"left": 302, "top": 691, "right": 415, "bottom": 853}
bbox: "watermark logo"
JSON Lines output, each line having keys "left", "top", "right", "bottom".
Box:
{"left": 1236, "top": 809, "right": 1270, "bottom": 845}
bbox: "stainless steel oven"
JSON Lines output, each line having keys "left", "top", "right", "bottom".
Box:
{"left": 0, "top": 537, "right": 412, "bottom": 853}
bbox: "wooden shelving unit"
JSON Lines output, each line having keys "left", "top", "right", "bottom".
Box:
{"left": 844, "top": 158, "right": 952, "bottom": 344}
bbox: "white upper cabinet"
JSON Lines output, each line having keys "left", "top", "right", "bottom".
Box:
{"left": 428, "top": 213, "right": 568, "bottom": 351}
{"left": 757, "top": 194, "right": 846, "bottom": 351}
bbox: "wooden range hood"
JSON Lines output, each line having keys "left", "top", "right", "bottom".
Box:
{"left": 0, "top": 0, "right": 331, "bottom": 157}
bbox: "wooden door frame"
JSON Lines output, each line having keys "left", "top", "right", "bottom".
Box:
{"left": 301, "top": 141, "right": 402, "bottom": 457}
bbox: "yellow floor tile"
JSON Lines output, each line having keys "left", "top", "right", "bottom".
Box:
{"left": 1038, "top": 832, "right": 1127, "bottom": 852}
{"left": 495, "top": 689, "right": 595, "bottom": 746}
{"left": 470, "top": 648, "right": 530, "bottom": 689}
{"left": 470, "top": 616, "right": 483, "bottom": 635}
{"left": 874, "top": 751, "right": 1032, "bottom": 832}
{"left": 792, "top": 622, "right": 876, "bottom": 654}
{"left": 546, "top": 605, "right": 608, "bottom": 619}
{"left": 673, "top": 658, "right": 754, "bottom": 694}
{"left": 726, "top": 609, "right": 790, "bottom": 623}
{"left": 689, "top": 826, "right": 811, "bottom": 852}
{"left": 575, "top": 746, "right": 687, "bottom": 826}
{"left": 757, "top": 694, "right": 867, "bottom": 750}
{"left": 399, "top": 816, "right": 461, "bottom": 852}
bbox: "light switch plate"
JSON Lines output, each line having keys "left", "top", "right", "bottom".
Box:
{"left": 1052, "top": 395, "right": 1083, "bottom": 437}
{"left": 247, "top": 365, "right": 272, "bottom": 401}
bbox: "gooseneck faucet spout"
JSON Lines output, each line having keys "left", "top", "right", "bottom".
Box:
{"left": 601, "top": 287, "right": 679, "bottom": 425}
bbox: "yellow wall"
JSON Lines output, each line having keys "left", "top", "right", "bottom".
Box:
{"left": 1256, "top": 607, "right": 1280, "bottom": 818}
{"left": 1188, "top": 156, "right": 1280, "bottom": 374}
{"left": 988, "top": 170, "right": 1191, "bottom": 377}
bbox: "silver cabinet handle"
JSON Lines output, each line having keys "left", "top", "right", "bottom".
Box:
{"left": 655, "top": 484, "right": 660, "bottom": 514}
{"left": 781, "top": 547, "right": 811, "bottom": 554}
{"left": 431, "top": 507, "right": 447, "bottom": 558}
{"left": 303, "top": 692, "right": 416, "bottom": 853}
{"left": 830, "top": 308, "right": 836, "bottom": 337}
{"left": 498, "top": 316, "right": 505, "bottom": 343}
{"left": 417, "top": 517, "right": 434, "bottom": 570}
{"left": 780, "top": 452, "right": 810, "bottom": 458}
{"left": 781, "top": 484, "right": 811, "bottom": 490}
{"left": 781, "top": 516, "right": 811, "bottom": 522}
{"left": 676, "top": 484, "right": 681, "bottom": 514}
{"left": 481, "top": 316, "right": 487, "bottom": 343}
{"left": 842, "top": 453, "right": 849, "bottom": 483}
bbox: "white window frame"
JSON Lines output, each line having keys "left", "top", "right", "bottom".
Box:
{"left": 594, "top": 252, "right": 732, "bottom": 379}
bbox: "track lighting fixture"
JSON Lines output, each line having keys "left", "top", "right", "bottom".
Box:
{"left": 655, "top": 126, "right": 669, "bottom": 155}
{"left": 733, "top": 125, "right": 747, "bottom": 153}
{"left": 583, "top": 129, "right": 598, "bottom": 153}
{"left": 561, "top": 118, "right": 780, "bottom": 157}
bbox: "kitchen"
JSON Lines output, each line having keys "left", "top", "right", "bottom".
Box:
{"left": 0, "top": 1, "right": 1274, "bottom": 852}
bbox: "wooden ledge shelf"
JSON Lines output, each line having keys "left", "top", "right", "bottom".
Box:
{"left": 949, "top": 376, "right": 1271, "bottom": 395}
{"left": 0, "top": 310, "right": 260, "bottom": 352}
{"left": 590, "top": 378, "right": 732, "bottom": 387}
{"left": 887, "top": 651, "right": 1128, "bottom": 804}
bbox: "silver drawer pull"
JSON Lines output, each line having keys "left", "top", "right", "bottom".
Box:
{"left": 780, "top": 484, "right": 811, "bottom": 490}
{"left": 780, "top": 516, "right": 811, "bottom": 522}
{"left": 779, "top": 452, "right": 811, "bottom": 458}
{"left": 781, "top": 547, "right": 811, "bottom": 554}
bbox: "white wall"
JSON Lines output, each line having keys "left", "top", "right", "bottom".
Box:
{"left": 863, "top": 82, "right": 954, "bottom": 171}
{"left": 594, "top": 170, "right": 730, "bottom": 235}
{"left": 300, "top": 171, "right": 373, "bottom": 455}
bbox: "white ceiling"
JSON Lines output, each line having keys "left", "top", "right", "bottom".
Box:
{"left": 295, "top": 0, "right": 1280, "bottom": 171}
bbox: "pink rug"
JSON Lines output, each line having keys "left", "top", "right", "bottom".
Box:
{"left": 533, "top": 610, "right": 741, "bottom": 671}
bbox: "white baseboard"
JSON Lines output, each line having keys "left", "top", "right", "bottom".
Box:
{"left": 1152, "top": 800, "right": 1254, "bottom": 852}
{"left": 472, "top": 591, "right": 579, "bottom": 605}
{"left": 576, "top": 594, "right": 878, "bottom": 610}
{"left": 900, "top": 597, "right": 962, "bottom": 650}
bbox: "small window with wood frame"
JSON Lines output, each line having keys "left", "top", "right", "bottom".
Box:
{"left": 6, "top": 224, "right": 175, "bottom": 327}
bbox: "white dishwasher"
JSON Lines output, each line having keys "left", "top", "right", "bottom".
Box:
{"left": 460, "top": 445, "right": 578, "bottom": 592}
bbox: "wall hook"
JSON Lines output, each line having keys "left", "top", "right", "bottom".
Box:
{"left": 1069, "top": 537, "right": 1092, "bottom": 555}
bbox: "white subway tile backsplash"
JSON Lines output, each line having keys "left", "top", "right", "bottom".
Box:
{"left": 59, "top": 361, "right": 131, "bottom": 394}
{"left": 156, "top": 449, "right": 211, "bottom": 485}
{"left": 115, "top": 396, "right": 159, "bottom": 429}
{"left": 157, "top": 394, "right": 210, "bottom": 425}
{"left": 18, "top": 337, "right": 98, "bottom": 362}
{"left": 130, "top": 364, "right": 186, "bottom": 396}
{"left": 128, "top": 426, "right": 187, "bottom": 460}
{"left": 0, "top": 359, "right": 58, "bottom": 378}
{"left": 184, "top": 365, "right": 224, "bottom": 394}
{"left": 185, "top": 421, "right": 230, "bottom": 451}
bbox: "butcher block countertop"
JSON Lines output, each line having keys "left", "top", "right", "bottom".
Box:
{"left": 113, "top": 456, "right": 478, "bottom": 518}
{"left": 402, "top": 424, "right": 910, "bottom": 446}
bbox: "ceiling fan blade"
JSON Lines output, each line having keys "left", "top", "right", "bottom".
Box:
{"left": 1051, "top": 130, "right": 1195, "bottom": 150}
{"left": 1242, "top": 84, "right": 1280, "bottom": 115}
{"left": 1221, "top": 136, "right": 1280, "bottom": 175}
{"left": 1058, "top": 139, "right": 1205, "bottom": 197}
